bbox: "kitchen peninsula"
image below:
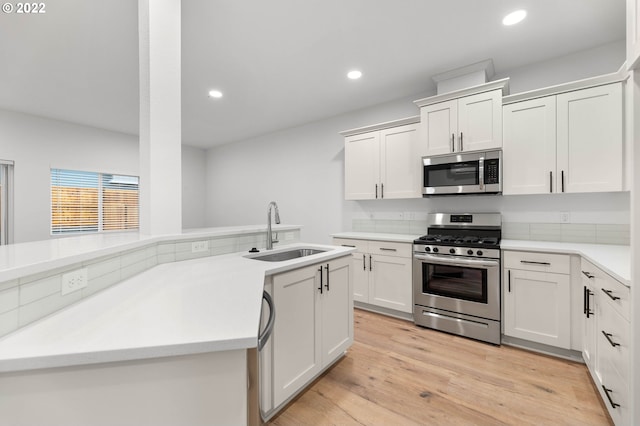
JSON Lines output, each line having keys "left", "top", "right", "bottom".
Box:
{"left": 0, "top": 226, "right": 354, "bottom": 425}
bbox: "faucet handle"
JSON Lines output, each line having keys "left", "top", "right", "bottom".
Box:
{"left": 272, "top": 232, "right": 279, "bottom": 244}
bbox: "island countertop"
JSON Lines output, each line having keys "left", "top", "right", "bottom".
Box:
{"left": 0, "top": 242, "right": 354, "bottom": 373}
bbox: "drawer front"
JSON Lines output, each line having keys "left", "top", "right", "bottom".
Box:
{"left": 368, "top": 241, "right": 412, "bottom": 258}
{"left": 599, "top": 303, "right": 630, "bottom": 381}
{"left": 582, "top": 259, "right": 630, "bottom": 322}
{"left": 504, "top": 251, "right": 570, "bottom": 274}
{"left": 600, "top": 355, "right": 630, "bottom": 426}
{"left": 332, "top": 238, "right": 368, "bottom": 254}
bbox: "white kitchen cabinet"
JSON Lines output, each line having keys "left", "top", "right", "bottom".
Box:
{"left": 580, "top": 259, "right": 630, "bottom": 426}
{"left": 333, "top": 238, "right": 412, "bottom": 314}
{"left": 271, "top": 255, "right": 353, "bottom": 408}
{"left": 503, "top": 83, "right": 623, "bottom": 195}
{"left": 503, "top": 251, "right": 571, "bottom": 349}
{"left": 418, "top": 89, "right": 502, "bottom": 156}
{"left": 343, "top": 122, "right": 421, "bottom": 200}
{"left": 627, "top": 0, "right": 640, "bottom": 70}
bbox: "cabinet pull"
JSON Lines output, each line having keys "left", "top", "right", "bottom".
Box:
{"left": 369, "top": 255, "right": 372, "bottom": 271}
{"left": 601, "top": 288, "right": 620, "bottom": 301}
{"left": 318, "top": 266, "right": 323, "bottom": 294}
{"left": 381, "top": 183, "right": 384, "bottom": 199}
{"left": 375, "top": 184, "right": 378, "bottom": 199}
{"left": 362, "top": 254, "right": 366, "bottom": 270}
{"left": 601, "top": 330, "right": 620, "bottom": 347}
{"left": 520, "top": 260, "right": 551, "bottom": 266}
{"left": 341, "top": 244, "right": 356, "bottom": 248}
{"left": 379, "top": 247, "right": 397, "bottom": 252}
{"left": 561, "top": 170, "right": 565, "bottom": 192}
{"left": 581, "top": 270, "right": 594, "bottom": 279}
{"left": 324, "top": 264, "right": 330, "bottom": 291}
{"left": 507, "top": 270, "right": 511, "bottom": 292}
{"left": 584, "top": 286, "right": 593, "bottom": 318}
{"left": 459, "top": 132, "right": 463, "bottom": 152}
{"left": 583, "top": 286, "right": 587, "bottom": 315}
{"left": 549, "top": 171, "right": 553, "bottom": 193}
{"left": 601, "top": 385, "right": 620, "bottom": 409}
{"left": 451, "top": 133, "right": 455, "bottom": 152}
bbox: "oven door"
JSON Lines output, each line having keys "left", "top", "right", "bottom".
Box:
{"left": 412, "top": 253, "right": 500, "bottom": 321}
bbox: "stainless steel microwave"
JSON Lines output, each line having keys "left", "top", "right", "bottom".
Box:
{"left": 422, "top": 150, "right": 502, "bottom": 196}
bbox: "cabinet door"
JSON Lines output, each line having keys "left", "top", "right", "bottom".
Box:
{"left": 344, "top": 131, "right": 380, "bottom": 200}
{"left": 369, "top": 254, "right": 412, "bottom": 313}
{"left": 627, "top": 0, "right": 640, "bottom": 70}
{"left": 379, "top": 123, "right": 421, "bottom": 199}
{"left": 458, "top": 89, "right": 502, "bottom": 152}
{"left": 582, "top": 281, "right": 597, "bottom": 371}
{"left": 419, "top": 99, "right": 457, "bottom": 156}
{"left": 272, "top": 264, "right": 322, "bottom": 407}
{"left": 504, "top": 269, "right": 571, "bottom": 349}
{"left": 502, "top": 97, "right": 557, "bottom": 194}
{"left": 352, "top": 253, "right": 369, "bottom": 303}
{"left": 557, "top": 83, "right": 623, "bottom": 193}
{"left": 321, "top": 256, "right": 353, "bottom": 364}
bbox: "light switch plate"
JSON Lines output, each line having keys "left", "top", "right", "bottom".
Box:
{"left": 61, "top": 268, "right": 88, "bottom": 296}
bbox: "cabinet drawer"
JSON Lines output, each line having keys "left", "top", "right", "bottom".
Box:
{"left": 504, "top": 251, "right": 570, "bottom": 274}
{"left": 599, "top": 303, "right": 630, "bottom": 382}
{"left": 368, "top": 241, "right": 411, "bottom": 258}
{"left": 600, "top": 355, "right": 630, "bottom": 426}
{"left": 581, "top": 259, "right": 630, "bottom": 322}
{"left": 332, "top": 238, "right": 368, "bottom": 254}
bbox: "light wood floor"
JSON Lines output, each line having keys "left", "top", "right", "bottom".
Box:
{"left": 269, "top": 309, "right": 612, "bottom": 426}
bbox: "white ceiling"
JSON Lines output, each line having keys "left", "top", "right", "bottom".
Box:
{"left": 0, "top": 0, "right": 625, "bottom": 149}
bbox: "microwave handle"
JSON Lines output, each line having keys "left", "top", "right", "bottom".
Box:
{"left": 478, "top": 156, "right": 484, "bottom": 190}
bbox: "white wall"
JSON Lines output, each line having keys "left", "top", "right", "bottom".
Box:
{"left": 181, "top": 145, "right": 207, "bottom": 229}
{"left": 205, "top": 41, "right": 628, "bottom": 245}
{"left": 0, "top": 109, "right": 207, "bottom": 243}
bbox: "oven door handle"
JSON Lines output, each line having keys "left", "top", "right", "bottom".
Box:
{"left": 414, "top": 253, "right": 499, "bottom": 269}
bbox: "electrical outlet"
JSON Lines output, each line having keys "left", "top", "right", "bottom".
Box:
{"left": 61, "top": 268, "right": 88, "bottom": 296}
{"left": 191, "top": 240, "right": 209, "bottom": 253}
{"left": 560, "top": 212, "right": 570, "bottom": 223}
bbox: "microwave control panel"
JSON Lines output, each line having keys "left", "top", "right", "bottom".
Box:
{"left": 484, "top": 159, "right": 500, "bottom": 184}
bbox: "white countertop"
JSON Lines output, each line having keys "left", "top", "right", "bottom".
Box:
{"left": 331, "top": 231, "right": 420, "bottom": 244}
{"left": 0, "top": 224, "right": 302, "bottom": 283}
{"left": 0, "top": 242, "right": 353, "bottom": 373}
{"left": 501, "top": 240, "right": 630, "bottom": 286}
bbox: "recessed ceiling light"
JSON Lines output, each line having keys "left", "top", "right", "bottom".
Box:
{"left": 502, "top": 10, "right": 526, "bottom": 26}
{"left": 208, "top": 90, "right": 223, "bottom": 98}
{"left": 347, "top": 70, "right": 362, "bottom": 80}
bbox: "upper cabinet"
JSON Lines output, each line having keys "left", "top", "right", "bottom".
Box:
{"left": 415, "top": 79, "right": 508, "bottom": 157}
{"left": 342, "top": 118, "right": 421, "bottom": 200}
{"left": 627, "top": 0, "right": 640, "bottom": 70}
{"left": 503, "top": 82, "right": 624, "bottom": 195}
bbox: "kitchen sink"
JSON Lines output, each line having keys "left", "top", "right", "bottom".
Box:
{"left": 247, "top": 248, "right": 327, "bottom": 262}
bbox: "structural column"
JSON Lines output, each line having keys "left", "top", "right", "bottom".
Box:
{"left": 138, "top": 0, "right": 182, "bottom": 235}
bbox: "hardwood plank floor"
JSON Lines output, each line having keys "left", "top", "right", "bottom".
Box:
{"left": 269, "top": 309, "right": 612, "bottom": 426}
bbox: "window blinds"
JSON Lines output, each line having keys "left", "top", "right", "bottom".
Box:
{"left": 51, "top": 169, "right": 139, "bottom": 234}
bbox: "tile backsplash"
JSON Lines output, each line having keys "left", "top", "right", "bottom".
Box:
{"left": 0, "top": 229, "right": 300, "bottom": 339}
{"left": 352, "top": 218, "right": 630, "bottom": 245}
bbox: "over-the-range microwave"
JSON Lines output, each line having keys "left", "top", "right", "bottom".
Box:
{"left": 422, "top": 149, "right": 502, "bottom": 196}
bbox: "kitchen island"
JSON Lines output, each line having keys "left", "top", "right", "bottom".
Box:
{"left": 0, "top": 227, "right": 354, "bottom": 425}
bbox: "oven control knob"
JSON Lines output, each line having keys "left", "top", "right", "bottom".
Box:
{"left": 432, "top": 247, "right": 439, "bottom": 253}
{"left": 477, "top": 250, "right": 483, "bottom": 256}
{"left": 424, "top": 247, "right": 431, "bottom": 252}
{"left": 467, "top": 249, "right": 474, "bottom": 255}
{"left": 449, "top": 248, "right": 455, "bottom": 254}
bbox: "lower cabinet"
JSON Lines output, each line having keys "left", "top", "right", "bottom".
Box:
{"left": 503, "top": 251, "right": 571, "bottom": 349}
{"left": 581, "top": 259, "right": 630, "bottom": 426}
{"left": 333, "top": 238, "right": 412, "bottom": 314}
{"left": 271, "top": 255, "right": 353, "bottom": 409}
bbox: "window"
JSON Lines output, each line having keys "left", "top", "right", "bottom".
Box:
{"left": 0, "top": 160, "right": 13, "bottom": 245}
{"left": 51, "top": 169, "right": 139, "bottom": 234}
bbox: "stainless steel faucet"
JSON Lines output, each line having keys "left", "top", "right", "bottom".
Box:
{"left": 266, "top": 201, "right": 281, "bottom": 250}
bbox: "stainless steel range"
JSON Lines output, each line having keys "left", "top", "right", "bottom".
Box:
{"left": 413, "top": 213, "right": 501, "bottom": 344}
